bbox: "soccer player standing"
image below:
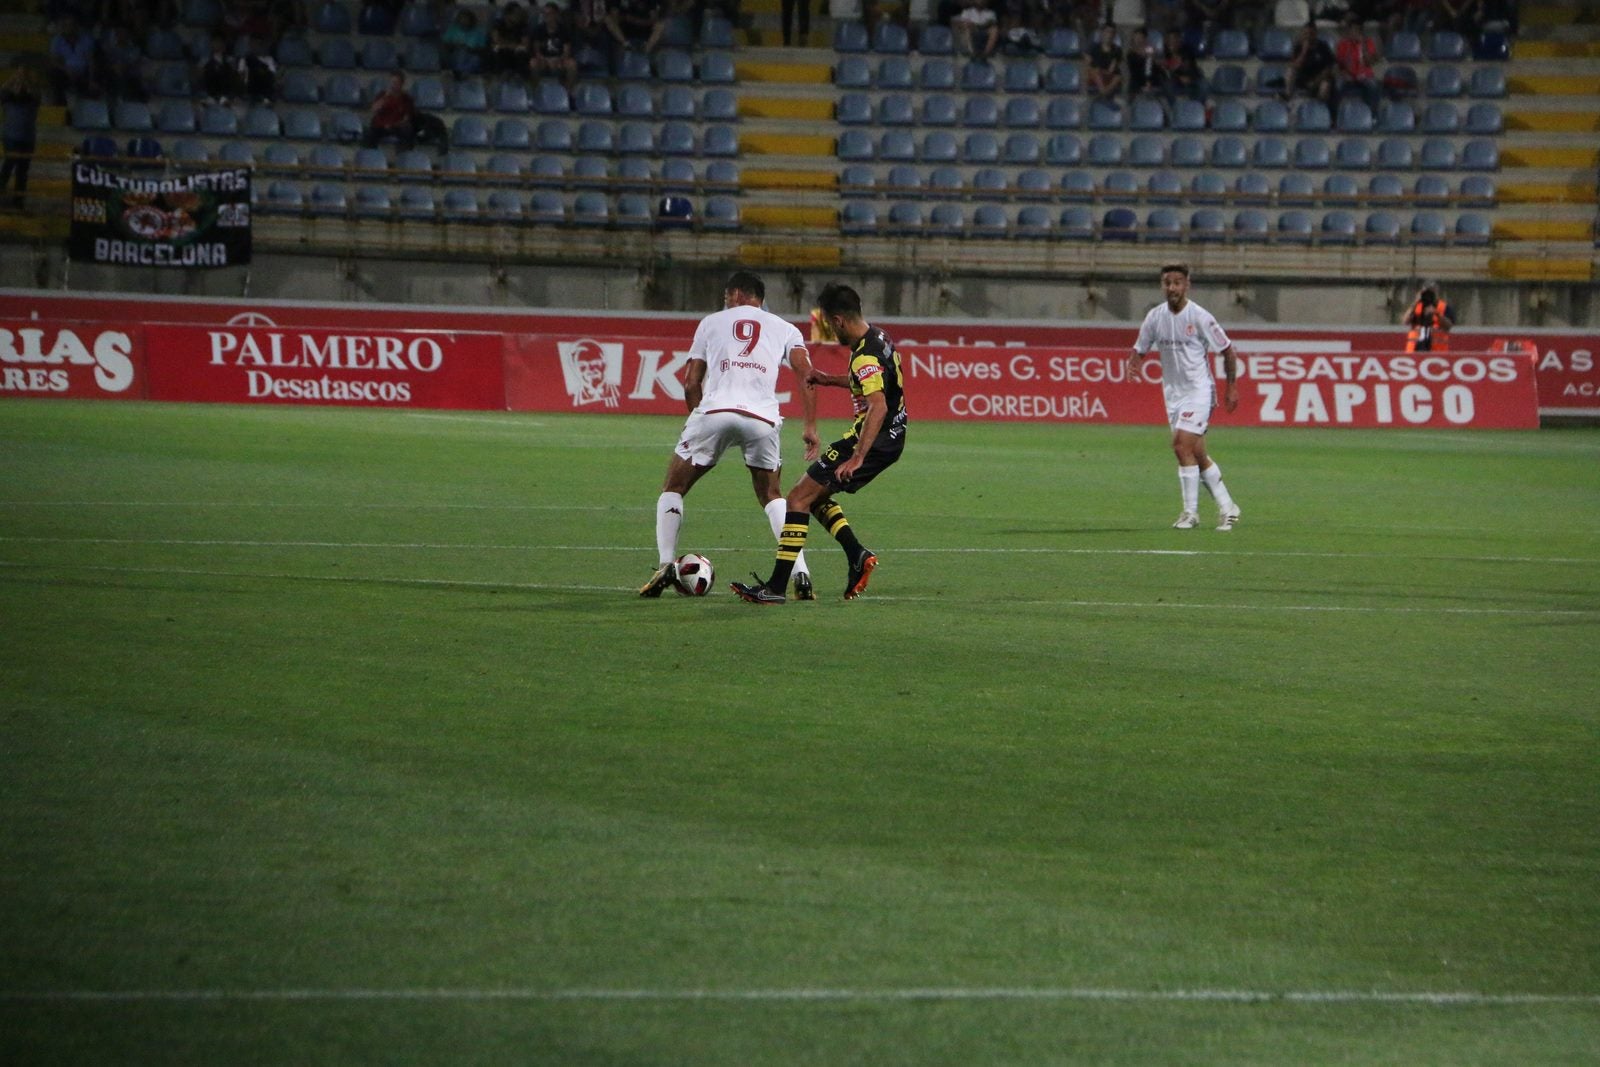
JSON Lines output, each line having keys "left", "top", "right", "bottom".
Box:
{"left": 732, "top": 283, "right": 907, "bottom": 603}
{"left": 1127, "top": 263, "right": 1243, "bottom": 531}
{"left": 640, "top": 270, "right": 820, "bottom": 597}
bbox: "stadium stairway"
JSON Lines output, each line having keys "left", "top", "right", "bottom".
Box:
{"left": 1491, "top": 0, "right": 1600, "bottom": 282}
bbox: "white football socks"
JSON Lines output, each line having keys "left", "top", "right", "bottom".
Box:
{"left": 1200, "top": 462, "right": 1236, "bottom": 513}
{"left": 1178, "top": 465, "right": 1200, "bottom": 515}
{"left": 764, "top": 497, "right": 807, "bottom": 577}
{"left": 655, "top": 492, "right": 683, "bottom": 566}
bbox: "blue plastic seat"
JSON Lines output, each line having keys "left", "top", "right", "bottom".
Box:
{"left": 1385, "top": 31, "right": 1422, "bottom": 61}
{"left": 659, "top": 157, "right": 696, "bottom": 193}
{"left": 1043, "top": 27, "right": 1081, "bottom": 58}
{"left": 1323, "top": 173, "right": 1359, "bottom": 200}
{"left": 492, "top": 81, "right": 531, "bottom": 114}
{"left": 1172, "top": 99, "right": 1206, "bottom": 132}
{"left": 1212, "top": 29, "right": 1250, "bottom": 60}
{"left": 655, "top": 49, "right": 694, "bottom": 82}
{"left": 1321, "top": 210, "right": 1357, "bottom": 244}
{"left": 1128, "top": 134, "right": 1165, "bottom": 166}
{"left": 1102, "top": 206, "right": 1138, "bottom": 241}
{"left": 360, "top": 38, "right": 397, "bottom": 71}
{"left": 410, "top": 76, "right": 446, "bottom": 111}
{"left": 1256, "top": 62, "right": 1288, "bottom": 95}
{"left": 615, "top": 193, "right": 653, "bottom": 228}
{"left": 319, "top": 36, "right": 356, "bottom": 69}
{"left": 1003, "top": 97, "right": 1041, "bottom": 128}
{"left": 1210, "top": 63, "right": 1247, "bottom": 95}
{"left": 1413, "top": 174, "right": 1450, "bottom": 204}
{"left": 881, "top": 129, "right": 917, "bottom": 162}
{"left": 114, "top": 100, "right": 154, "bottom": 132}
{"left": 438, "top": 150, "right": 478, "bottom": 182}
{"left": 217, "top": 140, "right": 253, "bottom": 164}
{"left": 878, "top": 56, "right": 914, "bottom": 89}
{"left": 919, "top": 57, "right": 955, "bottom": 90}
{"left": 1293, "top": 137, "right": 1330, "bottom": 169}
{"left": 1462, "top": 139, "right": 1499, "bottom": 171}
{"left": 282, "top": 108, "right": 321, "bottom": 140}
{"left": 963, "top": 95, "right": 999, "bottom": 127}
{"left": 1378, "top": 101, "right": 1416, "bottom": 133}
{"left": 922, "top": 93, "right": 958, "bottom": 126}
{"left": 1015, "top": 205, "right": 1052, "bottom": 239}
{"left": 1044, "top": 97, "right": 1080, "bottom": 129}
{"left": 1045, "top": 133, "right": 1082, "bottom": 165}
{"left": 885, "top": 164, "right": 921, "bottom": 193}
{"left": 835, "top": 55, "right": 871, "bottom": 88}
{"left": 305, "top": 144, "right": 346, "bottom": 176}
{"left": 325, "top": 73, "right": 364, "bottom": 108}
{"left": 281, "top": 69, "right": 319, "bottom": 105}
{"left": 1087, "top": 133, "right": 1123, "bottom": 166}
{"left": 576, "top": 120, "right": 613, "bottom": 153}
{"left": 927, "top": 203, "right": 964, "bottom": 236}
{"left": 1004, "top": 61, "right": 1040, "bottom": 93}
{"left": 1336, "top": 99, "right": 1373, "bottom": 133}
{"left": 1465, "top": 103, "right": 1503, "bottom": 135}
{"left": 659, "top": 121, "right": 695, "bottom": 156}
{"left": 702, "top": 125, "right": 738, "bottom": 157}
{"left": 1130, "top": 98, "right": 1165, "bottom": 131}
{"left": 873, "top": 22, "right": 910, "bottom": 53}
{"left": 1044, "top": 60, "right": 1081, "bottom": 94}
{"left": 840, "top": 201, "right": 878, "bottom": 235}
{"left": 662, "top": 86, "right": 699, "bottom": 119}
{"left": 1459, "top": 174, "right": 1497, "bottom": 205}
{"left": 1426, "top": 65, "right": 1463, "bottom": 98}
{"left": 1428, "top": 29, "right": 1466, "bottom": 61}
{"left": 1003, "top": 132, "right": 1041, "bottom": 165}
{"left": 616, "top": 50, "right": 653, "bottom": 80}
{"left": 529, "top": 155, "right": 565, "bottom": 184}
{"left": 1252, "top": 137, "right": 1289, "bottom": 168}
{"left": 572, "top": 192, "right": 608, "bottom": 226}
{"left": 835, "top": 92, "right": 871, "bottom": 125}
{"left": 1376, "top": 138, "right": 1413, "bottom": 169}
{"left": 1087, "top": 99, "right": 1123, "bottom": 130}
{"left": 1368, "top": 173, "right": 1404, "bottom": 200}
{"left": 834, "top": 20, "right": 869, "bottom": 52}
{"left": 970, "top": 204, "right": 1008, "bottom": 238}
{"left": 493, "top": 118, "right": 531, "bottom": 150}
{"left": 963, "top": 131, "right": 1001, "bottom": 163}
{"left": 78, "top": 134, "right": 117, "bottom": 157}
{"left": 1235, "top": 171, "right": 1271, "bottom": 203}
{"left": 1233, "top": 207, "right": 1270, "bottom": 241}
{"left": 353, "top": 185, "right": 391, "bottom": 217}
{"left": 261, "top": 142, "right": 300, "bottom": 173}
{"left": 399, "top": 2, "right": 437, "bottom": 36}
{"left": 886, "top": 202, "right": 923, "bottom": 235}
{"left": 1102, "top": 170, "right": 1139, "bottom": 202}
{"left": 1210, "top": 135, "right": 1247, "bottom": 167}
{"left": 314, "top": 0, "right": 351, "bottom": 34}
{"left": 704, "top": 196, "right": 740, "bottom": 230}
{"left": 529, "top": 81, "right": 567, "bottom": 115}
{"left": 404, "top": 40, "right": 440, "bottom": 72}
{"left": 925, "top": 165, "right": 961, "bottom": 197}
{"left": 1257, "top": 26, "right": 1294, "bottom": 61}
{"left": 972, "top": 168, "right": 1006, "bottom": 195}
{"left": 879, "top": 93, "right": 915, "bottom": 125}
{"left": 1294, "top": 99, "right": 1331, "bottom": 132}
{"left": 616, "top": 84, "right": 654, "bottom": 118}
{"left": 1190, "top": 171, "right": 1227, "bottom": 201}
{"left": 535, "top": 119, "right": 573, "bottom": 152}
{"left": 1059, "top": 171, "right": 1095, "bottom": 200}
{"left": 1410, "top": 211, "right": 1448, "bottom": 244}
{"left": 1277, "top": 172, "right": 1314, "bottom": 203}
{"left": 1146, "top": 207, "right": 1183, "bottom": 240}
{"left": 1420, "top": 138, "right": 1457, "bottom": 169}
{"left": 1059, "top": 205, "right": 1095, "bottom": 238}
{"left": 265, "top": 179, "right": 305, "bottom": 210}
{"left": 307, "top": 181, "right": 346, "bottom": 214}
{"left": 484, "top": 190, "right": 522, "bottom": 221}
{"left": 1211, "top": 99, "right": 1248, "bottom": 132}
{"left": 961, "top": 60, "right": 998, "bottom": 92}
{"left": 1454, "top": 213, "right": 1492, "bottom": 245}
{"left": 450, "top": 115, "right": 489, "bottom": 148}
{"left": 1365, "top": 211, "right": 1401, "bottom": 243}
{"left": 701, "top": 88, "right": 737, "bottom": 122}
{"left": 1166, "top": 135, "right": 1204, "bottom": 168}
{"left": 572, "top": 156, "right": 610, "bottom": 187}
{"left": 1147, "top": 169, "right": 1183, "bottom": 203}
{"left": 920, "top": 129, "right": 957, "bottom": 162}
{"left": 837, "top": 128, "right": 873, "bottom": 160}
{"left": 529, "top": 192, "right": 565, "bottom": 224}
{"left": 1468, "top": 67, "right": 1507, "bottom": 98}
{"left": 484, "top": 152, "right": 523, "bottom": 180}
{"left": 839, "top": 163, "right": 874, "bottom": 197}
{"left": 1015, "top": 168, "right": 1052, "bottom": 199}
{"left": 1422, "top": 102, "right": 1460, "bottom": 134}
{"left": 169, "top": 138, "right": 207, "bottom": 163}
{"left": 1190, "top": 208, "right": 1227, "bottom": 242}
{"left": 1253, "top": 98, "right": 1289, "bottom": 132}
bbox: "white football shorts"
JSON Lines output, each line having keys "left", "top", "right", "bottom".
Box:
{"left": 674, "top": 410, "right": 784, "bottom": 470}
{"left": 1166, "top": 390, "right": 1215, "bottom": 436}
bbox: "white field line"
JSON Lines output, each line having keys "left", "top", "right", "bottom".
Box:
{"left": 1, "top": 986, "right": 1596, "bottom": 1007}
{"left": 1, "top": 562, "right": 1594, "bottom": 618}
{"left": 1, "top": 535, "right": 1596, "bottom": 567}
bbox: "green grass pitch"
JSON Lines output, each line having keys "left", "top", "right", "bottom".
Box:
{"left": 2, "top": 400, "right": 1598, "bottom": 1065}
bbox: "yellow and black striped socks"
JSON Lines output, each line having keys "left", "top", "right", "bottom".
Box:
{"left": 812, "top": 500, "right": 864, "bottom": 560}
{"left": 766, "top": 511, "right": 810, "bottom": 590}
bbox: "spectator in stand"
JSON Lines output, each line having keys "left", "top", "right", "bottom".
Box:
{"left": 442, "top": 6, "right": 488, "bottom": 75}
{"left": 607, "top": 0, "right": 668, "bottom": 55}
{"left": 48, "top": 15, "right": 101, "bottom": 105}
{"left": 236, "top": 34, "right": 280, "bottom": 102}
{"left": 952, "top": 0, "right": 1000, "bottom": 59}
{"left": 529, "top": 2, "right": 578, "bottom": 88}
{"left": 490, "top": 2, "right": 533, "bottom": 77}
{"left": 197, "top": 32, "right": 241, "bottom": 104}
{"left": 1126, "top": 26, "right": 1164, "bottom": 96}
{"left": 1, "top": 66, "right": 42, "bottom": 211}
{"left": 97, "top": 21, "right": 147, "bottom": 102}
{"left": 1085, "top": 22, "right": 1123, "bottom": 99}
{"left": 1334, "top": 13, "right": 1380, "bottom": 110}
{"left": 1285, "top": 21, "right": 1336, "bottom": 103}
{"left": 1064, "top": 0, "right": 1103, "bottom": 39}
{"left": 1162, "top": 28, "right": 1206, "bottom": 102}
{"left": 362, "top": 69, "right": 417, "bottom": 148}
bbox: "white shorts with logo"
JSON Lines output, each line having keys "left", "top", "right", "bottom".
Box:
{"left": 674, "top": 409, "right": 783, "bottom": 470}
{"left": 1165, "top": 389, "right": 1215, "bottom": 436}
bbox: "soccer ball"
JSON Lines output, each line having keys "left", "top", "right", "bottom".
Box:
{"left": 674, "top": 553, "right": 714, "bottom": 596}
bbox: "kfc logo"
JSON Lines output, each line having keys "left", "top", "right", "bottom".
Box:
{"left": 558, "top": 338, "right": 623, "bottom": 408}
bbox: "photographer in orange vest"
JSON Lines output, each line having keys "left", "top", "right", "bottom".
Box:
{"left": 1403, "top": 284, "right": 1453, "bottom": 353}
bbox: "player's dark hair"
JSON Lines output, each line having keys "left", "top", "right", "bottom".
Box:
{"left": 724, "top": 270, "right": 765, "bottom": 301}
{"left": 1159, "top": 263, "right": 1190, "bottom": 278}
{"left": 817, "top": 283, "right": 862, "bottom": 319}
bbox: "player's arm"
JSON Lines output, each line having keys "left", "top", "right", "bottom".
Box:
{"left": 1437, "top": 305, "right": 1454, "bottom": 333}
{"left": 1218, "top": 343, "right": 1239, "bottom": 411}
{"left": 836, "top": 390, "right": 886, "bottom": 482}
{"left": 786, "top": 344, "right": 821, "bottom": 461}
{"left": 805, "top": 365, "right": 852, "bottom": 389}
{"left": 681, "top": 357, "right": 706, "bottom": 413}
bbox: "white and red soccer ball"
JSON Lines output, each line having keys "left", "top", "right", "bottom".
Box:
{"left": 674, "top": 553, "right": 714, "bottom": 596}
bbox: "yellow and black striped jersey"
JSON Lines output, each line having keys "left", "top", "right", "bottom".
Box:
{"left": 845, "top": 325, "right": 908, "bottom": 441}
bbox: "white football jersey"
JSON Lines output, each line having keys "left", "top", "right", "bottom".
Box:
{"left": 688, "top": 305, "right": 807, "bottom": 425}
{"left": 1133, "top": 298, "right": 1232, "bottom": 401}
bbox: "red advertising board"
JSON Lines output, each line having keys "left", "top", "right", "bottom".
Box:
{"left": 0, "top": 320, "right": 146, "bottom": 400}
{"left": 142, "top": 322, "right": 507, "bottom": 409}
{"left": 0, "top": 290, "right": 1565, "bottom": 422}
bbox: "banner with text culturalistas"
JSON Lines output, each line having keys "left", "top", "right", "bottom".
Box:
{"left": 68, "top": 163, "right": 252, "bottom": 268}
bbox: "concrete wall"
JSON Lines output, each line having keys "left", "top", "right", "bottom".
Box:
{"left": 5, "top": 247, "right": 1595, "bottom": 331}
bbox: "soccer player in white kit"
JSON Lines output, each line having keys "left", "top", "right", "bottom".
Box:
{"left": 1126, "top": 263, "right": 1243, "bottom": 531}
{"left": 640, "top": 271, "right": 821, "bottom": 597}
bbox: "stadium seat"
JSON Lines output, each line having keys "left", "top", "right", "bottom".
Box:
{"left": 528, "top": 81, "right": 567, "bottom": 115}
{"left": 1059, "top": 205, "right": 1095, "bottom": 239}
{"left": 529, "top": 155, "right": 565, "bottom": 185}
{"left": 266, "top": 180, "right": 304, "bottom": 210}
{"left": 1233, "top": 207, "right": 1270, "bottom": 241}
{"left": 915, "top": 22, "right": 950, "bottom": 55}
{"left": 1147, "top": 169, "right": 1182, "bottom": 203}
{"left": 319, "top": 37, "right": 356, "bottom": 69}
{"left": 169, "top": 138, "right": 207, "bottom": 163}
{"left": 615, "top": 84, "right": 653, "bottom": 119}
{"left": 400, "top": 188, "right": 441, "bottom": 221}
{"left": 360, "top": 39, "right": 397, "bottom": 71}
{"left": 1087, "top": 133, "right": 1123, "bottom": 166}
{"left": 1454, "top": 213, "right": 1491, "bottom": 245}
{"left": 410, "top": 76, "right": 446, "bottom": 111}
{"left": 701, "top": 88, "right": 737, "bottom": 122}
{"left": 394, "top": 148, "right": 433, "bottom": 180}
{"left": 1130, "top": 98, "right": 1165, "bottom": 131}
{"left": 1103, "top": 170, "right": 1139, "bottom": 202}
{"left": 1046, "top": 133, "right": 1082, "bottom": 165}
{"left": 1253, "top": 98, "right": 1289, "bottom": 132}
{"left": 660, "top": 14, "right": 695, "bottom": 48}
{"left": 536, "top": 119, "right": 573, "bottom": 152}
{"left": 1321, "top": 210, "right": 1357, "bottom": 244}
{"left": 493, "top": 119, "right": 531, "bottom": 150}
{"left": 840, "top": 200, "right": 878, "bottom": 235}
{"left": 919, "top": 57, "right": 955, "bottom": 90}
{"left": 660, "top": 121, "right": 696, "bottom": 156}
{"left": 1145, "top": 207, "right": 1183, "bottom": 240}
{"left": 970, "top": 204, "right": 1008, "bottom": 238}
{"left": 1210, "top": 64, "right": 1247, "bottom": 95}
{"left": 1015, "top": 168, "right": 1052, "bottom": 199}
{"left": 1294, "top": 99, "right": 1332, "bottom": 132}
{"left": 1060, "top": 169, "right": 1095, "bottom": 199}
{"left": 1044, "top": 61, "right": 1081, "bottom": 94}
{"left": 576, "top": 120, "right": 614, "bottom": 153}
{"left": 615, "top": 193, "right": 653, "bottom": 228}
{"left": 1210, "top": 135, "right": 1247, "bottom": 167}
{"left": 1368, "top": 173, "right": 1404, "bottom": 200}
{"left": 113, "top": 100, "right": 153, "bottom": 132}
{"left": 1015, "top": 205, "right": 1053, "bottom": 239}
{"left": 1466, "top": 103, "right": 1503, "bottom": 135}
{"left": 1003, "top": 132, "right": 1041, "bottom": 165}
{"left": 1376, "top": 138, "right": 1414, "bottom": 169}
{"left": 1211, "top": 99, "right": 1249, "bottom": 132}
{"left": 618, "top": 122, "right": 655, "bottom": 155}
{"left": 309, "top": 182, "right": 347, "bottom": 215}
{"left": 926, "top": 202, "right": 963, "bottom": 236}
{"left": 354, "top": 185, "right": 392, "bottom": 218}
{"left": 880, "top": 129, "right": 916, "bottom": 162}
{"left": 1212, "top": 29, "right": 1250, "bottom": 60}
{"left": 1256, "top": 62, "right": 1289, "bottom": 95}
{"left": 616, "top": 49, "right": 653, "bottom": 80}
{"left": 217, "top": 140, "right": 253, "bottom": 165}
{"left": 879, "top": 93, "right": 915, "bottom": 125}
{"left": 885, "top": 164, "right": 922, "bottom": 194}
{"left": 1459, "top": 174, "right": 1497, "bottom": 205}
{"left": 1323, "top": 173, "right": 1359, "bottom": 200}
{"left": 484, "top": 152, "right": 523, "bottom": 180}
{"left": 572, "top": 192, "right": 608, "bottom": 225}
{"left": 1128, "top": 134, "right": 1165, "bottom": 166}
{"left": 1413, "top": 173, "right": 1451, "bottom": 204}
{"left": 529, "top": 192, "right": 565, "bottom": 225}
{"left": 1377, "top": 101, "right": 1416, "bottom": 133}
{"left": 572, "top": 156, "right": 609, "bottom": 187}
{"left": 1462, "top": 139, "right": 1499, "bottom": 171}
{"left": 1468, "top": 67, "right": 1507, "bottom": 98}
{"left": 574, "top": 84, "right": 613, "bottom": 117}
{"left": 314, "top": 1, "right": 351, "bottom": 34}
{"left": 834, "top": 20, "right": 869, "bottom": 52}
{"left": 837, "top": 128, "right": 873, "bottom": 160}
{"left": 704, "top": 196, "right": 740, "bottom": 230}
{"left": 1364, "top": 211, "right": 1401, "bottom": 243}
{"left": 484, "top": 190, "right": 522, "bottom": 222}
{"left": 664, "top": 86, "right": 700, "bottom": 119}
{"left": 1172, "top": 99, "right": 1206, "bottom": 132}
{"left": 1334, "top": 138, "right": 1371, "bottom": 169}
{"left": 1428, "top": 29, "right": 1466, "bottom": 61}
{"left": 1279, "top": 172, "right": 1316, "bottom": 203}
{"left": 1087, "top": 99, "right": 1123, "bottom": 130}
{"left": 1294, "top": 137, "right": 1331, "bottom": 169}
{"left": 920, "top": 129, "right": 957, "bottom": 162}
{"left": 879, "top": 56, "right": 914, "bottom": 89}
{"left": 1169, "top": 135, "right": 1206, "bottom": 168}
{"left": 703, "top": 125, "right": 738, "bottom": 157}
{"left": 1422, "top": 102, "right": 1460, "bottom": 134}
{"left": 1252, "top": 137, "right": 1289, "bottom": 168}
{"left": 1235, "top": 171, "right": 1271, "bottom": 203}
{"left": 970, "top": 167, "right": 1005, "bottom": 196}
{"left": 835, "top": 55, "right": 871, "bottom": 88}
{"left": 963, "top": 96, "right": 999, "bottom": 127}
{"left": 1386, "top": 31, "right": 1422, "bottom": 61}
{"left": 1044, "top": 97, "right": 1081, "bottom": 129}
{"left": 886, "top": 201, "right": 923, "bottom": 235}
{"left": 1189, "top": 207, "right": 1227, "bottom": 241}
{"left": 1426, "top": 64, "right": 1464, "bottom": 98}
{"left": 260, "top": 142, "right": 300, "bottom": 174}
{"left": 1043, "top": 27, "right": 1080, "bottom": 57}
{"left": 305, "top": 144, "right": 346, "bottom": 177}
{"left": 963, "top": 131, "right": 1001, "bottom": 164}
{"left": 1102, "top": 206, "right": 1138, "bottom": 240}
{"left": 281, "top": 70, "right": 319, "bottom": 105}
{"left": 145, "top": 26, "right": 186, "bottom": 61}
{"left": 1410, "top": 211, "right": 1448, "bottom": 244}
{"left": 493, "top": 81, "right": 531, "bottom": 114}
{"left": 961, "top": 61, "right": 999, "bottom": 92}
{"left": 1420, "top": 138, "right": 1457, "bottom": 169}
{"left": 656, "top": 49, "right": 694, "bottom": 82}
{"left": 282, "top": 108, "right": 322, "bottom": 140}
{"left": 1257, "top": 26, "right": 1294, "bottom": 61}
{"left": 450, "top": 115, "right": 489, "bottom": 149}
{"left": 919, "top": 93, "right": 957, "bottom": 126}
{"left": 1004, "top": 97, "right": 1041, "bottom": 128}
{"left": 1004, "top": 62, "right": 1041, "bottom": 93}
{"left": 1336, "top": 99, "right": 1373, "bottom": 134}
{"left": 1190, "top": 171, "right": 1227, "bottom": 201}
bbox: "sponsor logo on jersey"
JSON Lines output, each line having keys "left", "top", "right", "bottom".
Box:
{"left": 855, "top": 363, "right": 882, "bottom": 383}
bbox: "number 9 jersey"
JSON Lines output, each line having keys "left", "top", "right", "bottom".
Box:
{"left": 688, "top": 305, "right": 809, "bottom": 426}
